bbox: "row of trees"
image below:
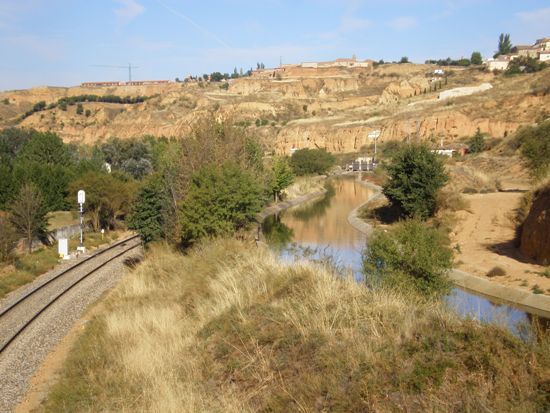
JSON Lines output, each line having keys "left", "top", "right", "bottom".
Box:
{"left": 0, "top": 121, "right": 338, "bottom": 257}
{"left": 20, "top": 94, "right": 150, "bottom": 120}
{"left": 425, "top": 51, "right": 482, "bottom": 67}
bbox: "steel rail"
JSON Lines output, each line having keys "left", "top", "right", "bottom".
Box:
{"left": 0, "top": 234, "right": 140, "bottom": 318}
{"left": 0, "top": 239, "right": 141, "bottom": 354}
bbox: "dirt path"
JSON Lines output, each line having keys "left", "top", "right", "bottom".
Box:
{"left": 452, "top": 192, "right": 550, "bottom": 295}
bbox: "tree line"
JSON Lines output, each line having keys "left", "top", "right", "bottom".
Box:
{"left": 20, "top": 94, "right": 151, "bottom": 121}
{"left": 0, "top": 121, "right": 335, "bottom": 257}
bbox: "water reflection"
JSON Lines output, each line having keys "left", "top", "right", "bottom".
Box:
{"left": 261, "top": 214, "right": 294, "bottom": 250}
{"left": 262, "top": 176, "right": 548, "bottom": 337}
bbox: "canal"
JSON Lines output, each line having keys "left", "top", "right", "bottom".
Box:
{"left": 262, "top": 176, "right": 548, "bottom": 339}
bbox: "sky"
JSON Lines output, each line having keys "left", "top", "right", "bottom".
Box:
{"left": 0, "top": 0, "right": 549, "bottom": 91}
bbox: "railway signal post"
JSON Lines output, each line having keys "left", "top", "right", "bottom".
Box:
{"left": 77, "top": 190, "right": 86, "bottom": 253}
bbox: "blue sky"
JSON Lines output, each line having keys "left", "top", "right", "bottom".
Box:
{"left": 0, "top": 0, "right": 549, "bottom": 90}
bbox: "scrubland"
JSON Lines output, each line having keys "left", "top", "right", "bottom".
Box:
{"left": 43, "top": 239, "right": 550, "bottom": 412}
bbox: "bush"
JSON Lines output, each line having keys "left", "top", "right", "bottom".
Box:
{"left": 363, "top": 219, "right": 453, "bottom": 297}
{"left": 506, "top": 57, "right": 548, "bottom": 75}
{"left": 383, "top": 144, "right": 448, "bottom": 219}
{"left": 515, "top": 120, "right": 550, "bottom": 180}
{"left": 290, "top": 148, "right": 335, "bottom": 175}
{"left": 179, "top": 163, "right": 263, "bottom": 245}
{"left": 486, "top": 266, "right": 506, "bottom": 277}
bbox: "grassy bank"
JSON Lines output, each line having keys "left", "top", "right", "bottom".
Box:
{"left": 43, "top": 239, "right": 549, "bottom": 412}
{"left": 0, "top": 231, "right": 119, "bottom": 300}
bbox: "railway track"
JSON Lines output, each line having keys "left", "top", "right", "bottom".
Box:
{"left": 0, "top": 234, "right": 141, "bottom": 355}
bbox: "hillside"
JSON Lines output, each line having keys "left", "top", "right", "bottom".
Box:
{"left": 1, "top": 64, "right": 549, "bottom": 154}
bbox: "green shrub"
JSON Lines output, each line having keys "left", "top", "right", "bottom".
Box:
{"left": 515, "top": 120, "right": 550, "bottom": 180}
{"left": 383, "top": 144, "right": 448, "bottom": 219}
{"left": 290, "top": 148, "right": 335, "bottom": 175}
{"left": 363, "top": 219, "right": 453, "bottom": 297}
{"left": 179, "top": 162, "right": 263, "bottom": 245}
{"left": 506, "top": 57, "right": 548, "bottom": 75}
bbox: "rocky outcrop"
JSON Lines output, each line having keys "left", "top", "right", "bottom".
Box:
{"left": 274, "top": 112, "right": 521, "bottom": 154}
{"left": 520, "top": 186, "right": 550, "bottom": 265}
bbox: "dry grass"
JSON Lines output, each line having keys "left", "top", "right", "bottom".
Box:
{"left": 437, "top": 188, "right": 471, "bottom": 212}
{"left": 43, "top": 239, "right": 550, "bottom": 412}
{"left": 46, "top": 211, "right": 79, "bottom": 231}
{"left": 0, "top": 231, "right": 120, "bottom": 300}
{"left": 282, "top": 175, "right": 326, "bottom": 200}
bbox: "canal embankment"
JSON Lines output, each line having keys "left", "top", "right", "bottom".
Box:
{"left": 347, "top": 176, "right": 550, "bottom": 317}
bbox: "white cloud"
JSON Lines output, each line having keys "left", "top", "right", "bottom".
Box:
{"left": 114, "top": 0, "right": 145, "bottom": 24}
{"left": 517, "top": 7, "right": 550, "bottom": 27}
{"left": 387, "top": 16, "right": 417, "bottom": 30}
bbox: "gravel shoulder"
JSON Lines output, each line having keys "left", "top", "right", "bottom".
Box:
{"left": 0, "top": 243, "right": 142, "bottom": 413}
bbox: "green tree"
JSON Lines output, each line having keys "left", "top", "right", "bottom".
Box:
{"left": 68, "top": 172, "right": 136, "bottom": 231}
{"left": 270, "top": 157, "right": 294, "bottom": 201}
{"left": 290, "top": 148, "right": 335, "bottom": 176}
{"left": 85, "top": 109, "right": 91, "bottom": 117}
{"left": 496, "top": 33, "right": 512, "bottom": 57}
{"left": 13, "top": 162, "right": 72, "bottom": 211}
{"left": 468, "top": 128, "right": 485, "bottom": 153}
{"left": 76, "top": 103, "right": 84, "bottom": 115}
{"left": 363, "top": 219, "right": 453, "bottom": 297}
{"left": 470, "top": 51, "right": 482, "bottom": 65}
{"left": 9, "top": 183, "right": 48, "bottom": 254}
{"left": 383, "top": 144, "right": 448, "bottom": 219}
{"left": 127, "top": 179, "right": 166, "bottom": 243}
{"left": 17, "top": 131, "right": 70, "bottom": 166}
{"left": 0, "top": 128, "right": 34, "bottom": 163}
{"left": 399, "top": 56, "right": 409, "bottom": 64}
{"left": 0, "top": 164, "right": 16, "bottom": 209}
{"left": 179, "top": 163, "right": 263, "bottom": 245}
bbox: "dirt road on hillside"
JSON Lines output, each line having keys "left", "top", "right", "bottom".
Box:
{"left": 452, "top": 192, "right": 550, "bottom": 295}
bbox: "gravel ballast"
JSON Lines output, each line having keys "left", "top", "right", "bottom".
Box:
{"left": 0, "top": 240, "right": 142, "bottom": 413}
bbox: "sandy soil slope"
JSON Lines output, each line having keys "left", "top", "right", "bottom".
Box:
{"left": 452, "top": 192, "right": 550, "bottom": 295}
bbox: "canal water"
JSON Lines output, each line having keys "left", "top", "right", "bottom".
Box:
{"left": 262, "top": 176, "right": 547, "bottom": 339}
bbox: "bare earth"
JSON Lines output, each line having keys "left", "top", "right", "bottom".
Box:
{"left": 452, "top": 192, "right": 550, "bottom": 295}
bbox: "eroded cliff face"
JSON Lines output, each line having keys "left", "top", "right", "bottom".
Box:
{"left": 1, "top": 64, "right": 549, "bottom": 152}
{"left": 520, "top": 186, "right": 550, "bottom": 265}
{"left": 274, "top": 111, "right": 521, "bottom": 155}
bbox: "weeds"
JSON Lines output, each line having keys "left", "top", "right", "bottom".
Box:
{"left": 44, "top": 239, "right": 550, "bottom": 412}
{"left": 531, "top": 284, "right": 544, "bottom": 294}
